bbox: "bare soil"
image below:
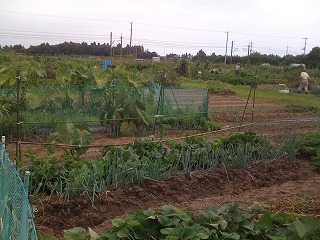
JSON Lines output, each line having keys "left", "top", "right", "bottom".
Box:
{"left": 30, "top": 87, "right": 320, "bottom": 237}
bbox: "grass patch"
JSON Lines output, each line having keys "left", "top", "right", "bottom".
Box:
{"left": 181, "top": 79, "right": 320, "bottom": 112}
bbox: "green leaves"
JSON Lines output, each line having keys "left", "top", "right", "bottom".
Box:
{"left": 47, "top": 122, "right": 93, "bottom": 158}
{"left": 288, "top": 216, "right": 320, "bottom": 238}
{"left": 63, "top": 227, "right": 100, "bottom": 240}
{"left": 97, "top": 204, "right": 320, "bottom": 240}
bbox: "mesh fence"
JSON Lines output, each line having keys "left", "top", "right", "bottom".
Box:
{"left": 0, "top": 84, "right": 209, "bottom": 140}
{"left": 0, "top": 143, "right": 38, "bottom": 240}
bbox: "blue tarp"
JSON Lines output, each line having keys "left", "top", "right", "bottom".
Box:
{"left": 102, "top": 60, "right": 111, "bottom": 69}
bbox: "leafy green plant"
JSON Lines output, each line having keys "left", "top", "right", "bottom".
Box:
{"left": 61, "top": 204, "right": 320, "bottom": 240}
{"left": 0, "top": 96, "right": 16, "bottom": 136}
{"left": 47, "top": 122, "right": 93, "bottom": 159}
{"left": 297, "top": 132, "right": 320, "bottom": 171}
{"left": 286, "top": 104, "right": 320, "bottom": 114}
{"left": 26, "top": 130, "right": 301, "bottom": 202}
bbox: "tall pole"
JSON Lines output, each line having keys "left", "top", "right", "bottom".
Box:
{"left": 286, "top": 46, "right": 289, "bottom": 56}
{"left": 303, "top": 37, "right": 308, "bottom": 56}
{"left": 224, "top": 31, "right": 229, "bottom": 64}
{"left": 247, "top": 43, "right": 250, "bottom": 64}
{"left": 250, "top": 41, "right": 253, "bottom": 54}
{"left": 110, "top": 32, "right": 113, "bottom": 63}
{"left": 16, "top": 67, "right": 21, "bottom": 167}
{"left": 129, "top": 22, "right": 133, "bottom": 54}
{"left": 230, "top": 41, "right": 234, "bottom": 64}
{"left": 120, "top": 33, "right": 123, "bottom": 58}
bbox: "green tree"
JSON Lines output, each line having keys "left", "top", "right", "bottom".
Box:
{"left": 176, "top": 59, "right": 189, "bottom": 77}
{"left": 305, "top": 47, "right": 320, "bottom": 68}
{"left": 193, "top": 49, "right": 207, "bottom": 61}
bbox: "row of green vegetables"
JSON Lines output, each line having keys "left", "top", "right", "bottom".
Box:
{"left": 58, "top": 204, "right": 320, "bottom": 240}
{"left": 25, "top": 131, "right": 301, "bottom": 203}
{"left": 34, "top": 131, "right": 320, "bottom": 240}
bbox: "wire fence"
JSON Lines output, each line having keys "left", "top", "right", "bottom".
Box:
{"left": 0, "top": 142, "right": 38, "bottom": 240}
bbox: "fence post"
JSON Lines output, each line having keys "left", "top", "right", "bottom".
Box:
{"left": 1, "top": 136, "right": 5, "bottom": 148}
{"left": 20, "top": 171, "right": 31, "bottom": 240}
{"left": 16, "top": 68, "right": 21, "bottom": 167}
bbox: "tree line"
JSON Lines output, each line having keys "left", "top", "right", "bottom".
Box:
{"left": 1, "top": 42, "right": 320, "bottom": 68}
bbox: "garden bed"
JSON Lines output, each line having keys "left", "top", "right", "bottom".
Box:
{"left": 34, "top": 159, "right": 320, "bottom": 237}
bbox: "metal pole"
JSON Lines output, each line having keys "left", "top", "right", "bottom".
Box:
{"left": 251, "top": 76, "right": 257, "bottom": 124}
{"left": 15, "top": 68, "right": 21, "bottom": 167}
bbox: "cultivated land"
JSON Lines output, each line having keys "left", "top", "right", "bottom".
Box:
{"left": 32, "top": 88, "right": 320, "bottom": 237}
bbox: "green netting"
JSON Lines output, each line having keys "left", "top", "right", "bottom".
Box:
{"left": 0, "top": 143, "right": 38, "bottom": 240}
{"left": 0, "top": 84, "right": 207, "bottom": 112}
{"left": 0, "top": 84, "right": 209, "bottom": 139}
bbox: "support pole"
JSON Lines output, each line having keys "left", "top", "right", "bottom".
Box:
{"left": 239, "top": 75, "right": 257, "bottom": 128}
{"left": 20, "top": 171, "right": 30, "bottom": 239}
{"left": 15, "top": 68, "right": 21, "bottom": 167}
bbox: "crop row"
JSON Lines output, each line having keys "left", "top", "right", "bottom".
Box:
{"left": 25, "top": 131, "right": 299, "bottom": 204}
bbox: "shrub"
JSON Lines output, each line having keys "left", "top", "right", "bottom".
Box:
{"left": 297, "top": 132, "right": 320, "bottom": 171}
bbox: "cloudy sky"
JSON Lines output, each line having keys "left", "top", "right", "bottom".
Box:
{"left": 0, "top": 0, "right": 319, "bottom": 56}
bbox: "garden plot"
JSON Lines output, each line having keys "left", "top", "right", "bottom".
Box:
{"left": 30, "top": 93, "right": 320, "bottom": 238}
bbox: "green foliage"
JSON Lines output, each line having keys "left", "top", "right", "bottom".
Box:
{"left": 62, "top": 204, "right": 320, "bottom": 240}
{"left": 0, "top": 96, "right": 16, "bottom": 136}
{"left": 305, "top": 47, "right": 320, "bottom": 68}
{"left": 175, "top": 59, "right": 189, "bottom": 77}
{"left": 28, "top": 131, "right": 297, "bottom": 202}
{"left": 47, "top": 122, "right": 93, "bottom": 159}
{"left": 63, "top": 227, "right": 100, "bottom": 240}
{"left": 27, "top": 152, "right": 61, "bottom": 196}
{"left": 220, "top": 130, "right": 270, "bottom": 147}
{"left": 286, "top": 104, "right": 320, "bottom": 114}
{"left": 297, "top": 132, "right": 320, "bottom": 171}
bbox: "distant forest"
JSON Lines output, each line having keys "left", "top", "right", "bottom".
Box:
{"left": 1, "top": 42, "right": 320, "bottom": 68}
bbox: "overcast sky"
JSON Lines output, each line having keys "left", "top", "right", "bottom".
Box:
{"left": 0, "top": 0, "right": 319, "bottom": 57}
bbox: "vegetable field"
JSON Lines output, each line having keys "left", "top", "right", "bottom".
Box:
{"left": 2, "top": 52, "right": 320, "bottom": 239}
{"left": 29, "top": 90, "right": 320, "bottom": 238}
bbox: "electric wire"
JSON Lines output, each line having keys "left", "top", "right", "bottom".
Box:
{"left": 0, "top": 10, "right": 312, "bottom": 56}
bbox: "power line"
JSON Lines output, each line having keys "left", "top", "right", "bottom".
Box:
{"left": 0, "top": 10, "right": 307, "bottom": 41}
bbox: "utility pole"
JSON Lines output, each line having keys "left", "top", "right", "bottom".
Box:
{"left": 224, "top": 31, "right": 229, "bottom": 64}
{"left": 302, "top": 37, "right": 308, "bottom": 56}
{"left": 120, "top": 33, "right": 123, "bottom": 58}
{"left": 247, "top": 43, "right": 251, "bottom": 64}
{"left": 230, "top": 41, "right": 234, "bottom": 64}
{"left": 250, "top": 41, "right": 253, "bottom": 54}
{"left": 129, "top": 22, "right": 133, "bottom": 54}
{"left": 110, "top": 32, "right": 113, "bottom": 61}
